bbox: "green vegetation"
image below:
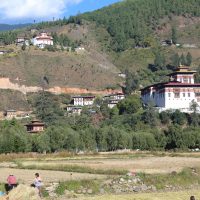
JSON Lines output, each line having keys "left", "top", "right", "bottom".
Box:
{"left": 17, "top": 163, "right": 127, "bottom": 175}
{"left": 56, "top": 180, "right": 101, "bottom": 195}
{"left": 2, "top": 91, "right": 200, "bottom": 154}
{"left": 82, "top": 0, "right": 200, "bottom": 51}
{"left": 139, "top": 168, "right": 200, "bottom": 190}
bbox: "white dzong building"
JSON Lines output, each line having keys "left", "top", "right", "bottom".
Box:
{"left": 141, "top": 65, "right": 200, "bottom": 113}
{"left": 32, "top": 32, "right": 53, "bottom": 48}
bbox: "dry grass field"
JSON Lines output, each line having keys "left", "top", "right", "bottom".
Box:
{"left": 0, "top": 168, "right": 106, "bottom": 185}
{"left": 73, "top": 190, "right": 200, "bottom": 200}
{"left": 19, "top": 153, "right": 200, "bottom": 174}
{"left": 1, "top": 152, "right": 200, "bottom": 199}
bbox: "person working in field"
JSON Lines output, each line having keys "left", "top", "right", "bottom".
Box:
{"left": 31, "top": 173, "right": 43, "bottom": 197}
{"left": 5, "top": 175, "right": 17, "bottom": 193}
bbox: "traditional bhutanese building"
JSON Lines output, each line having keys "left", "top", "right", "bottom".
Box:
{"left": 141, "top": 65, "right": 200, "bottom": 113}
{"left": 72, "top": 96, "right": 95, "bottom": 106}
{"left": 25, "top": 120, "right": 45, "bottom": 133}
{"left": 103, "top": 93, "right": 125, "bottom": 109}
{"left": 32, "top": 32, "right": 53, "bottom": 48}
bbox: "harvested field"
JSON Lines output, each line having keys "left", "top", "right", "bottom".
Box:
{"left": 20, "top": 156, "right": 200, "bottom": 174}
{"left": 71, "top": 190, "right": 200, "bottom": 200}
{"left": 0, "top": 168, "right": 106, "bottom": 185}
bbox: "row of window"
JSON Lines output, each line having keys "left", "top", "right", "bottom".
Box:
{"left": 171, "top": 93, "right": 191, "bottom": 98}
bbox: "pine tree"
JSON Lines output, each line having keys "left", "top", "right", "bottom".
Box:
{"left": 179, "top": 54, "right": 186, "bottom": 65}
{"left": 171, "top": 26, "right": 177, "bottom": 44}
{"left": 186, "top": 52, "right": 192, "bottom": 66}
{"left": 171, "top": 53, "right": 180, "bottom": 67}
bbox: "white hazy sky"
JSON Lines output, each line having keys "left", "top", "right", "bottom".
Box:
{"left": 0, "top": 0, "right": 121, "bottom": 24}
{"left": 0, "top": 0, "right": 82, "bottom": 20}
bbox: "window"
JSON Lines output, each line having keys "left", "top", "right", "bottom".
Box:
{"left": 174, "top": 93, "right": 180, "bottom": 98}
{"left": 183, "top": 93, "right": 185, "bottom": 97}
{"left": 188, "top": 93, "right": 190, "bottom": 97}
{"left": 168, "top": 93, "right": 171, "bottom": 97}
{"left": 183, "top": 78, "right": 188, "bottom": 83}
{"left": 195, "top": 93, "right": 200, "bottom": 97}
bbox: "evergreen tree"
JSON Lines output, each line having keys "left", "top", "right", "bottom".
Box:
{"left": 154, "top": 52, "right": 166, "bottom": 70}
{"left": 186, "top": 52, "right": 192, "bottom": 66}
{"left": 179, "top": 54, "right": 186, "bottom": 65}
{"left": 171, "top": 26, "right": 177, "bottom": 44}
{"left": 171, "top": 53, "right": 180, "bottom": 67}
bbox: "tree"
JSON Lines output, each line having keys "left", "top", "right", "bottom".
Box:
{"left": 34, "top": 92, "right": 64, "bottom": 125}
{"left": 159, "top": 111, "right": 171, "bottom": 125}
{"left": 21, "top": 43, "right": 26, "bottom": 51}
{"left": 142, "top": 103, "right": 159, "bottom": 126}
{"left": 189, "top": 100, "right": 200, "bottom": 127}
{"left": 179, "top": 54, "right": 186, "bottom": 65}
{"left": 154, "top": 51, "right": 166, "bottom": 70}
{"left": 118, "top": 95, "right": 141, "bottom": 114}
{"left": 132, "top": 131, "right": 156, "bottom": 150}
{"left": 171, "top": 110, "right": 186, "bottom": 125}
{"left": 124, "top": 70, "right": 139, "bottom": 95}
{"left": 171, "top": 26, "right": 177, "bottom": 44}
{"left": 171, "top": 53, "right": 180, "bottom": 67}
{"left": 186, "top": 52, "right": 192, "bottom": 66}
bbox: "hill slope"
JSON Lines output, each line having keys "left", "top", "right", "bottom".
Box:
{"left": 0, "top": 23, "right": 31, "bottom": 31}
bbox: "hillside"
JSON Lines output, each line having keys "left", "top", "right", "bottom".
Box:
{"left": 79, "top": 0, "right": 200, "bottom": 86}
{"left": 0, "top": 0, "right": 199, "bottom": 110}
{"left": 0, "top": 23, "right": 121, "bottom": 90}
{"left": 0, "top": 23, "right": 31, "bottom": 31}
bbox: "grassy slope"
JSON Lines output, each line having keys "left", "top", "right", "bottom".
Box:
{"left": 0, "top": 89, "right": 29, "bottom": 111}
{"left": 0, "top": 23, "right": 120, "bottom": 90}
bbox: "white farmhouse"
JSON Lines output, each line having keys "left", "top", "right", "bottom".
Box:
{"left": 103, "top": 93, "right": 125, "bottom": 108}
{"left": 72, "top": 96, "right": 95, "bottom": 106}
{"left": 32, "top": 32, "right": 53, "bottom": 48}
{"left": 141, "top": 65, "right": 200, "bottom": 113}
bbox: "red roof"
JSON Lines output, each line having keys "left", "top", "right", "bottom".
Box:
{"left": 141, "top": 81, "right": 200, "bottom": 91}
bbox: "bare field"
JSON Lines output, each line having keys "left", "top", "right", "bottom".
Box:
{"left": 20, "top": 155, "right": 200, "bottom": 174}
{"left": 0, "top": 168, "right": 106, "bottom": 185}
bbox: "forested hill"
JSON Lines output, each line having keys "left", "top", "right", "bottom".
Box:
{"left": 0, "top": 23, "right": 31, "bottom": 31}
{"left": 82, "top": 0, "right": 200, "bottom": 51}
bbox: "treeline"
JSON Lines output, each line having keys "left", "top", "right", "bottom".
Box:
{"left": 0, "top": 31, "right": 17, "bottom": 45}
{"left": 81, "top": 0, "right": 200, "bottom": 51}
{"left": 51, "top": 33, "right": 81, "bottom": 50}
{"left": 1, "top": 93, "right": 200, "bottom": 153}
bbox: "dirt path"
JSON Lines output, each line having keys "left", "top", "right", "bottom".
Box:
{"left": 0, "top": 168, "right": 106, "bottom": 185}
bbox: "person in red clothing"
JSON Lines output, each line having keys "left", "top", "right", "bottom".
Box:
{"left": 5, "top": 175, "right": 17, "bottom": 192}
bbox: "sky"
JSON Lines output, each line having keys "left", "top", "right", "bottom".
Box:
{"left": 0, "top": 0, "right": 122, "bottom": 24}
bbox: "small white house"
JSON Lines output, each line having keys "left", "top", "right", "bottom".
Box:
{"left": 103, "top": 93, "right": 125, "bottom": 108}
{"left": 32, "top": 32, "right": 53, "bottom": 48}
{"left": 72, "top": 96, "right": 95, "bottom": 106}
{"left": 66, "top": 105, "right": 82, "bottom": 115}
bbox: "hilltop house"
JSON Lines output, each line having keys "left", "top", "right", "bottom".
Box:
{"left": 4, "top": 110, "right": 17, "bottom": 119}
{"left": 141, "top": 65, "right": 200, "bottom": 113}
{"left": 32, "top": 32, "right": 53, "bottom": 48}
{"left": 103, "top": 93, "right": 125, "bottom": 108}
{"left": 25, "top": 120, "right": 45, "bottom": 133}
{"left": 72, "top": 96, "right": 95, "bottom": 106}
